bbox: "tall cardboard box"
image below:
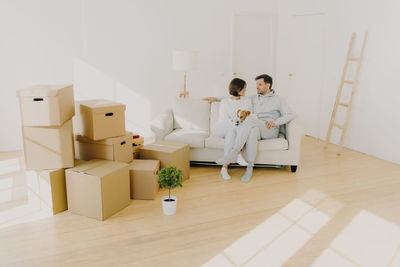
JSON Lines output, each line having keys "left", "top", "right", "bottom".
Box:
{"left": 26, "top": 160, "right": 85, "bottom": 215}
{"left": 22, "top": 120, "right": 74, "bottom": 170}
{"left": 128, "top": 160, "right": 160, "bottom": 200}
{"left": 78, "top": 99, "right": 126, "bottom": 140}
{"left": 17, "top": 85, "right": 75, "bottom": 126}
{"left": 139, "top": 141, "right": 190, "bottom": 181}
{"left": 65, "top": 159, "right": 130, "bottom": 220}
{"left": 76, "top": 132, "right": 133, "bottom": 163}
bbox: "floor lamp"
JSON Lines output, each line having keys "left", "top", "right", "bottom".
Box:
{"left": 172, "top": 50, "right": 197, "bottom": 98}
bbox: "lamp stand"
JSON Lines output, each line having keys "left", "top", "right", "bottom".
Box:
{"left": 179, "top": 72, "right": 189, "bottom": 98}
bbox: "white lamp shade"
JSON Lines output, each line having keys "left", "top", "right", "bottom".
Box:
{"left": 172, "top": 50, "right": 197, "bottom": 71}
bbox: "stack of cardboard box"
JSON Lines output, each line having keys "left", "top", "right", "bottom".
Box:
{"left": 18, "top": 86, "right": 191, "bottom": 219}
{"left": 68, "top": 99, "right": 134, "bottom": 220}
{"left": 75, "top": 99, "right": 133, "bottom": 163}
{"left": 17, "top": 85, "right": 76, "bottom": 215}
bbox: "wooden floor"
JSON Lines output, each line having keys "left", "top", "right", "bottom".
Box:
{"left": 1, "top": 136, "right": 400, "bottom": 267}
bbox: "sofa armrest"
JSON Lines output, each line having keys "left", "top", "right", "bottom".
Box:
{"left": 286, "top": 119, "right": 305, "bottom": 152}
{"left": 150, "top": 109, "right": 173, "bottom": 141}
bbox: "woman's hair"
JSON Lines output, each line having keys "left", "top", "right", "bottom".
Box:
{"left": 229, "top": 78, "right": 247, "bottom": 96}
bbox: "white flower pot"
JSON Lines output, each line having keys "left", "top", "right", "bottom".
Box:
{"left": 162, "top": 195, "right": 177, "bottom": 215}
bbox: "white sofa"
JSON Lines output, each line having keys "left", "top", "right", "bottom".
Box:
{"left": 150, "top": 98, "right": 305, "bottom": 172}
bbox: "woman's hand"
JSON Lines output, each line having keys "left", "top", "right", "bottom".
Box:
{"left": 203, "top": 97, "right": 218, "bottom": 103}
{"left": 265, "top": 121, "right": 276, "bottom": 129}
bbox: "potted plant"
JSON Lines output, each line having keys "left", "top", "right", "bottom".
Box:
{"left": 158, "top": 166, "right": 183, "bottom": 215}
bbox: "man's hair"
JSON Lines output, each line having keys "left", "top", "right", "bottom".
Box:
{"left": 229, "top": 78, "right": 246, "bottom": 97}
{"left": 255, "top": 74, "right": 273, "bottom": 89}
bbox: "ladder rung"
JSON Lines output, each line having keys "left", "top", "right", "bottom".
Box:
{"left": 344, "top": 80, "right": 355, "bottom": 84}
{"left": 339, "top": 102, "right": 349, "bottom": 107}
{"left": 333, "top": 123, "right": 344, "bottom": 129}
{"left": 348, "top": 57, "right": 361, "bottom": 61}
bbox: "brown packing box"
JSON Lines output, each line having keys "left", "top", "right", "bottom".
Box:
{"left": 132, "top": 145, "right": 141, "bottom": 153}
{"left": 26, "top": 159, "right": 85, "bottom": 215}
{"left": 139, "top": 141, "right": 190, "bottom": 181}
{"left": 17, "top": 85, "right": 75, "bottom": 126}
{"left": 76, "top": 132, "right": 133, "bottom": 163}
{"left": 22, "top": 119, "right": 74, "bottom": 171}
{"left": 132, "top": 136, "right": 144, "bottom": 146}
{"left": 128, "top": 159, "right": 160, "bottom": 200}
{"left": 79, "top": 99, "right": 126, "bottom": 140}
{"left": 65, "top": 159, "right": 130, "bottom": 220}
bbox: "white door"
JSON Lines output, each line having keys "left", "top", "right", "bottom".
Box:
{"left": 276, "top": 9, "right": 326, "bottom": 138}
{"left": 232, "top": 13, "right": 277, "bottom": 95}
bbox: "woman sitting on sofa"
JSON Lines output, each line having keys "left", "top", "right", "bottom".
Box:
{"left": 204, "top": 78, "right": 252, "bottom": 180}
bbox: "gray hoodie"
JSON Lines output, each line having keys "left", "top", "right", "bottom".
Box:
{"left": 251, "top": 90, "right": 294, "bottom": 126}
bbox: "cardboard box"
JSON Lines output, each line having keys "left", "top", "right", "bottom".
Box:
{"left": 78, "top": 99, "right": 126, "bottom": 140}
{"left": 128, "top": 159, "right": 160, "bottom": 200}
{"left": 132, "top": 145, "right": 141, "bottom": 153}
{"left": 65, "top": 159, "right": 130, "bottom": 220}
{"left": 22, "top": 119, "right": 74, "bottom": 170}
{"left": 17, "top": 85, "right": 75, "bottom": 126}
{"left": 139, "top": 141, "right": 190, "bottom": 181}
{"left": 26, "top": 159, "right": 85, "bottom": 215}
{"left": 132, "top": 136, "right": 144, "bottom": 146}
{"left": 76, "top": 132, "right": 133, "bottom": 163}
{"left": 132, "top": 136, "right": 143, "bottom": 157}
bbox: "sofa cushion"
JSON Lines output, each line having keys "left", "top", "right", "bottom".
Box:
{"left": 205, "top": 135, "right": 224, "bottom": 149}
{"left": 205, "top": 133, "right": 288, "bottom": 151}
{"left": 173, "top": 98, "right": 210, "bottom": 132}
{"left": 210, "top": 102, "right": 220, "bottom": 130}
{"left": 165, "top": 129, "right": 208, "bottom": 148}
{"left": 258, "top": 134, "right": 288, "bottom": 151}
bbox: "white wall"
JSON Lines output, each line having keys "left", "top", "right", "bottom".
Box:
{"left": 276, "top": 0, "right": 400, "bottom": 165}
{"left": 0, "top": 0, "right": 82, "bottom": 151}
{"left": 74, "top": 0, "right": 279, "bottom": 136}
{"left": 1, "top": 0, "right": 399, "bottom": 166}
{"left": 0, "top": 0, "right": 278, "bottom": 151}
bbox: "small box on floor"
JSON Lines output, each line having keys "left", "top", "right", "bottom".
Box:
{"left": 78, "top": 99, "right": 126, "bottom": 140}
{"left": 139, "top": 141, "right": 190, "bottom": 181}
{"left": 26, "top": 159, "right": 85, "bottom": 215}
{"left": 22, "top": 120, "right": 74, "bottom": 170}
{"left": 66, "top": 159, "right": 130, "bottom": 221}
{"left": 128, "top": 159, "right": 160, "bottom": 200}
{"left": 76, "top": 132, "right": 133, "bottom": 163}
{"left": 17, "top": 85, "right": 75, "bottom": 127}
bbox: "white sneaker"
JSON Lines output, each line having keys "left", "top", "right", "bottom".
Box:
{"left": 236, "top": 153, "right": 249, "bottom": 166}
{"left": 220, "top": 167, "right": 231, "bottom": 180}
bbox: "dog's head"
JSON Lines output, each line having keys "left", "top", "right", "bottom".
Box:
{"left": 237, "top": 109, "right": 251, "bottom": 123}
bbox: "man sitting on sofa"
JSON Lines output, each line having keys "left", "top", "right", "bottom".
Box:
{"left": 208, "top": 74, "right": 294, "bottom": 182}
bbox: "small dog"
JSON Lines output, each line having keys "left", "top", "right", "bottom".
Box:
{"left": 235, "top": 109, "right": 251, "bottom": 125}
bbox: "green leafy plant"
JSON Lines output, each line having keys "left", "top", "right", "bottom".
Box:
{"left": 158, "top": 166, "right": 183, "bottom": 201}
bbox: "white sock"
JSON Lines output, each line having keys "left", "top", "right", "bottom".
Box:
{"left": 236, "top": 153, "right": 249, "bottom": 166}
{"left": 220, "top": 167, "right": 231, "bottom": 180}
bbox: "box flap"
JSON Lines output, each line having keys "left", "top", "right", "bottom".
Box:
{"left": 17, "top": 85, "right": 72, "bottom": 97}
{"left": 129, "top": 159, "right": 160, "bottom": 171}
{"left": 76, "top": 132, "right": 132, "bottom": 145}
{"left": 140, "top": 143, "right": 177, "bottom": 153}
{"left": 79, "top": 99, "right": 126, "bottom": 113}
{"left": 67, "top": 159, "right": 128, "bottom": 177}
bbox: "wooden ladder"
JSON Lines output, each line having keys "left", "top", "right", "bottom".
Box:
{"left": 325, "top": 32, "right": 368, "bottom": 154}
